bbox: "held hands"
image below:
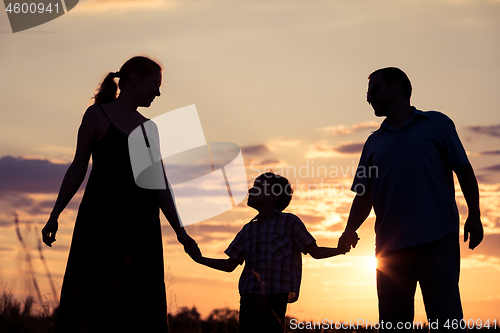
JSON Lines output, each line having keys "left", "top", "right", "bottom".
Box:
{"left": 177, "top": 229, "right": 202, "bottom": 262}
{"left": 464, "top": 215, "right": 483, "bottom": 250}
{"left": 336, "top": 246, "right": 350, "bottom": 255}
{"left": 41, "top": 217, "right": 58, "bottom": 247}
{"left": 338, "top": 230, "right": 360, "bottom": 253}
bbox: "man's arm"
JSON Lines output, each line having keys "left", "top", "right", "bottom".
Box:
{"left": 198, "top": 257, "right": 239, "bottom": 272}
{"left": 338, "top": 192, "right": 372, "bottom": 251}
{"left": 455, "top": 163, "right": 483, "bottom": 250}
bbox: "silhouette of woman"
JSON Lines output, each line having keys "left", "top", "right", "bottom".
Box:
{"left": 41, "top": 56, "right": 200, "bottom": 333}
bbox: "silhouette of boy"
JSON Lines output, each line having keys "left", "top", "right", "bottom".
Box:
{"left": 196, "top": 172, "right": 347, "bottom": 333}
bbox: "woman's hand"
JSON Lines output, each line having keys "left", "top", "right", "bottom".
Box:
{"left": 41, "top": 216, "right": 58, "bottom": 247}
{"left": 177, "top": 229, "right": 202, "bottom": 262}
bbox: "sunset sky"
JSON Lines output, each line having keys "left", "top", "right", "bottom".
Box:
{"left": 1, "top": 0, "right": 500, "bottom": 324}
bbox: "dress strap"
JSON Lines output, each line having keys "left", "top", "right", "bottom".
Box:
{"left": 96, "top": 104, "right": 112, "bottom": 125}
{"left": 140, "top": 124, "right": 151, "bottom": 148}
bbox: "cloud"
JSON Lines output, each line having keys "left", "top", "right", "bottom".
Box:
{"left": 0, "top": 219, "right": 11, "bottom": 228}
{"left": 163, "top": 163, "right": 215, "bottom": 186}
{"left": 319, "top": 121, "right": 379, "bottom": 136}
{"left": 469, "top": 234, "right": 500, "bottom": 259}
{"left": 334, "top": 142, "right": 365, "bottom": 155}
{"left": 27, "top": 199, "right": 81, "bottom": 216}
{"left": 467, "top": 124, "right": 500, "bottom": 138}
{"left": 299, "top": 214, "right": 326, "bottom": 225}
{"left": 484, "top": 164, "right": 500, "bottom": 172}
{"left": 245, "top": 158, "right": 287, "bottom": 180}
{"left": 268, "top": 140, "right": 301, "bottom": 148}
{"left": 240, "top": 144, "right": 290, "bottom": 177}
{"left": 475, "top": 173, "right": 495, "bottom": 184}
{"left": 461, "top": 254, "right": 500, "bottom": 271}
{"left": 188, "top": 223, "right": 243, "bottom": 236}
{"left": 305, "top": 141, "right": 364, "bottom": 158}
{"left": 241, "top": 144, "right": 270, "bottom": 156}
{"left": 477, "top": 150, "right": 500, "bottom": 156}
{"left": 6, "top": 195, "right": 35, "bottom": 208}
{"left": 0, "top": 156, "right": 75, "bottom": 194}
{"left": 162, "top": 221, "right": 245, "bottom": 245}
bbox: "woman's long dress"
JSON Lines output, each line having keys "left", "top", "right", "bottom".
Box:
{"left": 54, "top": 106, "right": 168, "bottom": 333}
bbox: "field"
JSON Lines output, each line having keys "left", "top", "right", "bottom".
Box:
{"left": 1, "top": 291, "right": 499, "bottom": 333}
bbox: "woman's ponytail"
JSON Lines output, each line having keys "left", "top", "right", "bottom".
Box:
{"left": 93, "top": 72, "right": 120, "bottom": 105}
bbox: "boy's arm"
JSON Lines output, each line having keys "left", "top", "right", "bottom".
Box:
{"left": 198, "top": 256, "right": 240, "bottom": 272}
{"left": 304, "top": 242, "right": 346, "bottom": 259}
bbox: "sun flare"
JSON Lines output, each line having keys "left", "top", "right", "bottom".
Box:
{"left": 369, "top": 256, "right": 378, "bottom": 271}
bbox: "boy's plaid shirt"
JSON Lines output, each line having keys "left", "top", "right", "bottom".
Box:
{"left": 225, "top": 210, "right": 315, "bottom": 303}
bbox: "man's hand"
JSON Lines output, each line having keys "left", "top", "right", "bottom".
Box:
{"left": 41, "top": 217, "right": 58, "bottom": 247}
{"left": 464, "top": 215, "right": 483, "bottom": 250}
{"left": 177, "top": 229, "right": 202, "bottom": 262}
{"left": 338, "top": 230, "right": 359, "bottom": 253}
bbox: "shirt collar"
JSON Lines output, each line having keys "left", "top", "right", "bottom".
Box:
{"left": 251, "top": 209, "right": 281, "bottom": 223}
{"left": 379, "top": 106, "right": 428, "bottom": 132}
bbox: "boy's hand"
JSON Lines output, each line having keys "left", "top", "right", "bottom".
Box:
{"left": 184, "top": 239, "right": 202, "bottom": 262}
{"left": 336, "top": 246, "right": 350, "bottom": 255}
{"left": 188, "top": 242, "right": 202, "bottom": 263}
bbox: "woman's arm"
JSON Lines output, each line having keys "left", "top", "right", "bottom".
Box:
{"left": 159, "top": 172, "right": 201, "bottom": 261}
{"left": 42, "top": 106, "right": 98, "bottom": 246}
{"left": 146, "top": 119, "right": 201, "bottom": 261}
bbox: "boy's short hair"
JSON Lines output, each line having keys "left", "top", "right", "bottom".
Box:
{"left": 255, "top": 172, "right": 293, "bottom": 211}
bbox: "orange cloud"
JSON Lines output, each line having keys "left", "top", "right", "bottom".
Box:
{"left": 304, "top": 141, "right": 364, "bottom": 158}
{"left": 319, "top": 121, "right": 379, "bottom": 136}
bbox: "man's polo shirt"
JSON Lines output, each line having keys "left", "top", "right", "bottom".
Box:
{"left": 351, "top": 107, "right": 469, "bottom": 251}
{"left": 225, "top": 210, "right": 316, "bottom": 303}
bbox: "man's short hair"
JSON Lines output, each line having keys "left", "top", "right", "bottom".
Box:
{"left": 369, "top": 67, "right": 412, "bottom": 99}
{"left": 255, "top": 172, "right": 293, "bottom": 211}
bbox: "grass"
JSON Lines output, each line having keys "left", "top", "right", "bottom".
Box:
{"left": 0, "top": 289, "right": 56, "bottom": 333}
{"left": 1, "top": 291, "right": 499, "bottom": 333}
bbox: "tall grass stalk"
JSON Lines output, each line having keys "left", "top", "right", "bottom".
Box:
{"left": 13, "top": 212, "right": 47, "bottom": 316}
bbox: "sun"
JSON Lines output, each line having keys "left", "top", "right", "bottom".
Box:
{"left": 368, "top": 256, "right": 378, "bottom": 270}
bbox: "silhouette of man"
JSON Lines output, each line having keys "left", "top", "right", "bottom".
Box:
{"left": 339, "top": 67, "right": 483, "bottom": 332}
